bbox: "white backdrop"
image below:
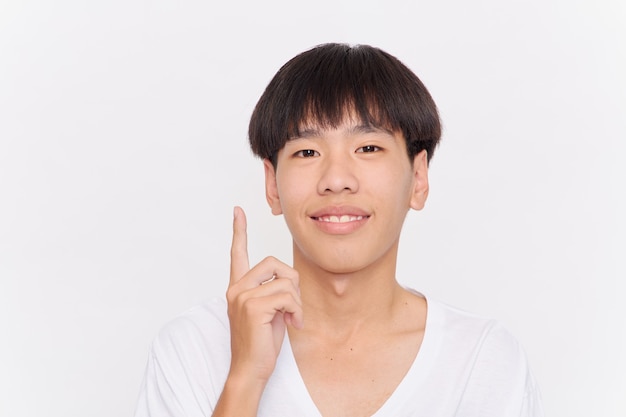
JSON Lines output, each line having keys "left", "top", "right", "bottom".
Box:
{"left": 1, "top": 1, "right": 624, "bottom": 416}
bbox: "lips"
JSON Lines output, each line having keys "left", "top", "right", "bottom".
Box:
{"left": 309, "top": 205, "right": 370, "bottom": 220}
{"left": 309, "top": 206, "right": 371, "bottom": 233}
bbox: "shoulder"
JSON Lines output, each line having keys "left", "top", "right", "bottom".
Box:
{"left": 154, "top": 297, "right": 229, "bottom": 342}
{"left": 151, "top": 297, "right": 230, "bottom": 360}
{"left": 426, "top": 297, "right": 529, "bottom": 375}
{"left": 426, "top": 298, "right": 544, "bottom": 416}
{"left": 429, "top": 298, "right": 520, "bottom": 351}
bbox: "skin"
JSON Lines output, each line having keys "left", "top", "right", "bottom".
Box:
{"left": 213, "top": 119, "right": 430, "bottom": 417}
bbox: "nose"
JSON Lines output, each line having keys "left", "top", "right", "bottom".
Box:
{"left": 317, "top": 154, "right": 359, "bottom": 194}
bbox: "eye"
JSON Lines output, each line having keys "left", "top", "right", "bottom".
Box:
{"left": 294, "top": 149, "right": 319, "bottom": 158}
{"left": 356, "top": 145, "right": 381, "bottom": 153}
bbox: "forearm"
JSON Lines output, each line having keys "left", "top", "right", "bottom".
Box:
{"left": 212, "top": 374, "right": 267, "bottom": 417}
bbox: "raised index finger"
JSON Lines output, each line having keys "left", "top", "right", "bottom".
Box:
{"left": 230, "top": 206, "right": 250, "bottom": 285}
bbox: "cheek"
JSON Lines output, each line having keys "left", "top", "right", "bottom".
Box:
{"left": 370, "top": 168, "right": 414, "bottom": 204}
{"left": 276, "top": 174, "right": 308, "bottom": 214}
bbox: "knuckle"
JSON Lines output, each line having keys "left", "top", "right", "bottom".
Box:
{"left": 226, "top": 285, "right": 245, "bottom": 306}
{"left": 241, "top": 296, "right": 261, "bottom": 313}
{"left": 261, "top": 255, "right": 278, "bottom": 264}
{"left": 279, "top": 291, "right": 296, "bottom": 305}
{"left": 278, "top": 279, "right": 295, "bottom": 291}
{"left": 226, "top": 287, "right": 236, "bottom": 303}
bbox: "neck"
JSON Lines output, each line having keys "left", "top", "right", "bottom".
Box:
{"left": 292, "top": 239, "right": 406, "bottom": 337}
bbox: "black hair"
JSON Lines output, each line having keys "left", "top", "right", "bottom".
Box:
{"left": 248, "top": 43, "right": 441, "bottom": 168}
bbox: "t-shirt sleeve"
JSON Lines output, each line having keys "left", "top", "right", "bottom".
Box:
{"left": 456, "top": 322, "right": 545, "bottom": 417}
{"left": 134, "top": 343, "right": 201, "bottom": 417}
{"left": 133, "top": 300, "right": 231, "bottom": 417}
{"left": 517, "top": 363, "right": 544, "bottom": 417}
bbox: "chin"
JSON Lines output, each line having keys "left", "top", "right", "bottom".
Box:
{"left": 293, "top": 238, "right": 396, "bottom": 276}
{"left": 304, "top": 252, "right": 373, "bottom": 276}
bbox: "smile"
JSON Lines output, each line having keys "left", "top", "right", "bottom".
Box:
{"left": 314, "top": 215, "right": 366, "bottom": 223}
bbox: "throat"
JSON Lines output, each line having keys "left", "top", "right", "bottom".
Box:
{"left": 300, "top": 277, "right": 401, "bottom": 332}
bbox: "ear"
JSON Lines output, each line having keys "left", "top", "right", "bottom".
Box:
{"left": 263, "top": 159, "right": 283, "bottom": 215}
{"left": 409, "top": 150, "right": 429, "bottom": 211}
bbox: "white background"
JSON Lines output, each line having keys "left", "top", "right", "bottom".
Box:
{"left": 1, "top": 0, "right": 624, "bottom": 416}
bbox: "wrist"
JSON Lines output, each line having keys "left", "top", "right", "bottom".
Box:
{"left": 213, "top": 371, "right": 268, "bottom": 417}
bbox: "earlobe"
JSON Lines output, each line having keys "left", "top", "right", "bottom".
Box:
{"left": 263, "top": 159, "right": 283, "bottom": 215}
{"left": 410, "top": 150, "right": 429, "bottom": 211}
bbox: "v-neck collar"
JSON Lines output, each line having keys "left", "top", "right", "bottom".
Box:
{"left": 270, "top": 294, "right": 443, "bottom": 417}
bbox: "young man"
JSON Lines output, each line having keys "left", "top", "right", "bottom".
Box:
{"left": 135, "top": 43, "right": 544, "bottom": 417}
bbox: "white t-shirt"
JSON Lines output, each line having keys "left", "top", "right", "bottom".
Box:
{"left": 134, "top": 296, "right": 544, "bottom": 417}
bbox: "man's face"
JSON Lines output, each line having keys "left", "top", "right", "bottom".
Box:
{"left": 264, "top": 118, "right": 429, "bottom": 276}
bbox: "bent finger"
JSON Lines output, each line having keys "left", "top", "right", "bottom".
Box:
{"left": 240, "top": 257, "right": 300, "bottom": 290}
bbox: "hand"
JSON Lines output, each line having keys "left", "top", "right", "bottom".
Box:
{"left": 226, "top": 206, "right": 303, "bottom": 385}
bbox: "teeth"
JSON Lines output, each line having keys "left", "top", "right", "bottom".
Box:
{"left": 319, "top": 215, "right": 364, "bottom": 223}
